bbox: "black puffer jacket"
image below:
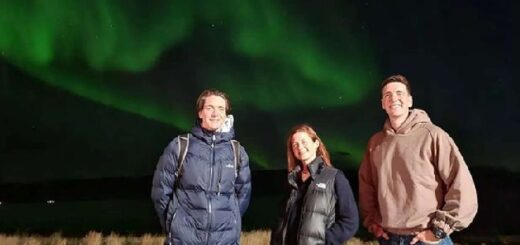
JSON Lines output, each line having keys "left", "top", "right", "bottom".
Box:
{"left": 271, "top": 157, "right": 358, "bottom": 245}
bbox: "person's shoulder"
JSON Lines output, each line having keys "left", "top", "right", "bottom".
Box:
{"left": 332, "top": 169, "right": 353, "bottom": 190}
{"left": 333, "top": 169, "right": 348, "bottom": 180}
{"left": 163, "top": 137, "right": 178, "bottom": 149}
{"left": 162, "top": 134, "right": 189, "bottom": 153}
{"left": 369, "top": 129, "right": 385, "bottom": 140}
{"left": 321, "top": 165, "right": 344, "bottom": 179}
{"left": 366, "top": 130, "right": 386, "bottom": 147}
{"left": 420, "top": 122, "right": 450, "bottom": 138}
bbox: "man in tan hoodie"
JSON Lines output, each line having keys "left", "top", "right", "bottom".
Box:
{"left": 359, "top": 74, "right": 478, "bottom": 245}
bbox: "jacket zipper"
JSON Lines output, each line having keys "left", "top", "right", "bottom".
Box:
{"left": 217, "top": 147, "right": 223, "bottom": 196}
{"left": 206, "top": 134, "right": 216, "bottom": 244}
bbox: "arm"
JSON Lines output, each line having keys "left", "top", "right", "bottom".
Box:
{"left": 431, "top": 132, "right": 478, "bottom": 233}
{"left": 150, "top": 139, "right": 178, "bottom": 232}
{"left": 358, "top": 142, "right": 389, "bottom": 239}
{"left": 234, "top": 146, "right": 252, "bottom": 216}
{"left": 358, "top": 144, "right": 381, "bottom": 230}
{"left": 325, "top": 171, "right": 359, "bottom": 245}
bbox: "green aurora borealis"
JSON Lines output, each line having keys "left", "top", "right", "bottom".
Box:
{"left": 1, "top": 1, "right": 377, "bottom": 179}
{"left": 1, "top": 1, "right": 514, "bottom": 182}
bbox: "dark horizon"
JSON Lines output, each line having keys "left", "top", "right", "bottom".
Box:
{"left": 1, "top": 167, "right": 518, "bottom": 238}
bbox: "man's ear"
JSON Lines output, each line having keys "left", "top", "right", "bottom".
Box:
{"left": 409, "top": 96, "right": 413, "bottom": 108}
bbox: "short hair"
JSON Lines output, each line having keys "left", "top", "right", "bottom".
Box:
{"left": 381, "top": 74, "right": 412, "bottom": 95}
{"left": 195, "top": 89, "right": 231, "bottom": 114}
{"left": 286, "top": 124, "right": 331, "bottom": 172}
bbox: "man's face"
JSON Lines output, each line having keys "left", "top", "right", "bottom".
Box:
{"left": 381, "top": 82, "right": 413, "bottom": 120}
{"left": 198, "top": 95, "right": 227, "bottom": 131}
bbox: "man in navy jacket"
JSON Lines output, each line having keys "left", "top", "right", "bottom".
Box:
{"left": 151, "top": 89, "right": 252, "bottom": 245}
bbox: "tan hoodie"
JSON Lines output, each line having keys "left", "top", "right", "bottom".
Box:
{"left": 359, "top": 109, "right": 478, "bottom": 234}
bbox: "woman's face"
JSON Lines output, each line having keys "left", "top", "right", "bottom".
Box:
{"left": 291, "top": 131, "right": 319, "bottom": 164}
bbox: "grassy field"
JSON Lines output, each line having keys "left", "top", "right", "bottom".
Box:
{"left": 2, "top": 230, "right": 520, "bottom": 244}
{"left": 4, "top": 230, "right": 520, "bottom": 245}
{"left": 0, "top": 230, "right": 378, "bottom": 245}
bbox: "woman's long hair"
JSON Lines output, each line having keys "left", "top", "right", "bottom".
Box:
{"left": 286, "top": 124, "right": 331, "bottom": 172}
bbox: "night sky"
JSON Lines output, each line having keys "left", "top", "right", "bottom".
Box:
{"left": 0, "top": 0, "right": 515, "bottom": 183}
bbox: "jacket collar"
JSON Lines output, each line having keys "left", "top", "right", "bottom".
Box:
{"left": 288, "top": 156, "right": 325, "bottom": 188}
{"left": 307, "top": 156, "right": 324, "bottom": 180}
{"left": 383, "top": 108, "right": 432, "bottom": 135}
{"left": 191, "top": 121, "right": 235, "bottom": 145}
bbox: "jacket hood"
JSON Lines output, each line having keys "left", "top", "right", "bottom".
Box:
{"left": 383, "top": 108, "right": 431, "bottom": 135}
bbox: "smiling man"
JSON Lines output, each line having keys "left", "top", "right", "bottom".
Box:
{"left": 151, "top": 89, "right": 252, "bottom": 245}
{"left": 358, "top": 75, "right": 478, "bottom": 245}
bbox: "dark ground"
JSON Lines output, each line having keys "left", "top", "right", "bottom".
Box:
{"left": 0, "top": 166, "right": 518, "bottom": 244}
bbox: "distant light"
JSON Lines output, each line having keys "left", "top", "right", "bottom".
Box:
{"left": 0, "top": 201, "right": 2, "bottom": 205}
{"left": 46, "top": 200, "right": 55, "bottom": 204}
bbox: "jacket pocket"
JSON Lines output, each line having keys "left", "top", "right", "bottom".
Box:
{"left": 165, "top": 197, "right": 179, "bottom": 233}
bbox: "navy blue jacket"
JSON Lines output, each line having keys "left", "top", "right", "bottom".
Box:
{"left": 151, "top": 124, "right": 252, "bottom": 244}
